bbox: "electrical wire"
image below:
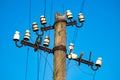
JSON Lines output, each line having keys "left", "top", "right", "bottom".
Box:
{"left": 48, "top": 0, "right": 54, "bottom": 36}
{"left": 36, "top": 51, "right": 53, "bottom": 80}
{"left": 25, "top": 47, "right": 30, "bottom": 80}
{"left": 28, "top": 0, "right": 35, "bottom": 43}
{"left": 43, "top": 53, "right": 48, "bottom": 80}
{"left": 67, "top": 62, "right": 94, "bottom": 76}
{"left": 66, "top": 0, "right": 86, "bottom": 73}
{"left": 37, "top": 52, "right": 40, "bottom": 80}
{"left": 66, "top": 61, "right": 77, "bottom": 75}
{"left": 66, "top": 62, "right": 97, "bottom": 80}
{"left": 72, "top": 0, "right": 86, "bottom": 44}
{"left": 37, "top": 51, "right": 42, "bottom": 80}
{"left": 42, "top": 0, "right": 47, "bottom": 37}
{"left": 72, "top": 28, "right": 78, "bottom": 44}
{"left": 40, "top": 52, "right": 53, "bottom": 72}
{"left": 44, "top": 0, "right": 47, "bottom": 16}
{"left": 67, "top": 28, "right": 78, "bottom": 69}
{"left": 49, "top": 0, "right": 54, "bottom": 26}
{"left": 77, "top": 67, "right": 93, "bottom": 76}
{"left": 28, "top": 0, "right": 31, "bottom": 30}
{"left": 93, "top": 71, "right": 96, "bottom": 80}
{"left": 80, "top": 0, "right": 85, "bottom": 12}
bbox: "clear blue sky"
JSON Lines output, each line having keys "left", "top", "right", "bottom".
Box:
{"left": 0, "top": 0, "right": 120, "bottom": 80}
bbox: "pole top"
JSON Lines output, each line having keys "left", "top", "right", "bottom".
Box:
{"left": 55, "top": 12, "right": 66, "bottom": 21}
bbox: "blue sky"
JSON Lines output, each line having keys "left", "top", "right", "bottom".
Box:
{"left": 0, "top": 0, "right": 120, "bottom": 80}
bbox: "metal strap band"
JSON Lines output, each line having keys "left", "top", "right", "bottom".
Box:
{"left": 53, "top": 45, "right": 66, "bottom": 53}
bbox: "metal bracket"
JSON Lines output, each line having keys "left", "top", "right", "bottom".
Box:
{"left": 41, "top": 26, "right": 54, "bottom": 31}
{"left": 66, "top": 20, "right": 77, "bottom": 26}
{"left": 21, "top": 40, "right": 53, "bottom": 53}
{"left": 40, "top": 20, "right": 78, "bottom": 32}
{"left": 34, "top": 44, "right": 39, "bottom": 52}
{"left": 78, "top": 52, "right": 84, "bottom": 65}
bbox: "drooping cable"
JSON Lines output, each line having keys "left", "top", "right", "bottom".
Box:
{"left": 40, "top": 53, "right": 53, "bottom": 72}
{"left": 66, "top": 28, "right": 78, "bottom": 70}
{"left": 37, "top": 51, "right": 53, "bottom": 80}
{"left": 37, "top": 52, "right": 40, "bottom": 80}
{"left": 25, "top": 47, "right": 30, "bottom": 80}
{"left": 66, "top": 61, "right": 77, "bottom": 75}
{"left": 67, "top": 62, "right": 94, "bottom": 76}
{"left": 72, "top": 28, "right": 78, "bottom": 43}
{"left": 77, "top": 67, "right": 93, "bottom": 76}
{"left": 93, "top": 71, "right": 96, "bottom": 80}
{"left": 43, "top": 53, "right": 48, "bottom": 80}
{"left": 67, "top": 0, "right": 86, "bottom": 71}
{"left": 37, "top": 51, "right": 42, "bottom": 80}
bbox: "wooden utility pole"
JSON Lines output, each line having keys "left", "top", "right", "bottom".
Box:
{"left": 54, "top": 13, "right": 66, "bottom": 80}
{"left": 14, "top": 10, "right": 101, "bottom": 80}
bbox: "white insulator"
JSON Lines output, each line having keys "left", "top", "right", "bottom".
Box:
{"left": 68, "top": 54, "right": 72, "bottom": 59}
{"left": 40, "top": 17, "right": 45, "bottom": 21}
{"left": 69, "top": 43, "right": 74, "bottom": 51}
{"left": 40, "top": 16, "right": 44, "bottom": 21}
{"left": 32, "top": 22, "right": 38, "bottom": 31}
{"left": 71, "top": 53, "right": 78, "bottom": 59}
{"left": 41, "top": 20, "right": 47, "bottom": 24}
{"left": 78, "top": 13, "right": 84, "bottom": 22}
{"left": 68, "top": 52, "right": 78, "bottom": 59}
{"left": 66, "top": 10, "right": 72, "bottom": 16}
{"left": 66, "top": 10, "right": 73, "bottom": 19}
{"left": 44, "top": 39, "right": 50, "bottom": 43}
{"left": 43, "top": 36, "right": 50, "bottom": 46}
{"left": 40, "top": 15, "right": 45, "bottom": 18}
{"left": 96, "top": 57, "right": 102, "bottom": 67}
{"left": 24, "top": 30, "right": 30, "bottom": 40}
{"left": 40, "top": 15, "right": 47, "bottom": 24}
{"left": 13, "top": 31, "right": 20, "bottom": 41}
{"left": 68, "top": 15, "right": 73, "bottom": 19}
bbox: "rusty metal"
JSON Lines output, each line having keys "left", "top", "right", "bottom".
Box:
{"left": 17, "top": 40, "right": 96, "bottom": 69}
{"left": 20, "top": 40, "right": 94, "bottom": 66}
{"left": 66, "top": 20, "right": 77, "bottom": 26}
{"left": 40, "top": 20, "right": 77, "bottom": 32}
{"left": 34, "top": 44, "right": 39, "bottom": 51}
{"left": 91, "top": 65, "right": 99, "bottom": 71}
{"left": 41, "top": 26, "right": 54, "bottom": 31}
{"left": 15, "top": 41, "right": 23, "bottom": 48}
{"left": 89, "top": 52, "right": 92, "bottom": 62}
{"left": 80, "top": 59, "right": 94, "bottom": 66}
{"left": 78, "top": 52, "right": 84, "bottom": 65}
{"left": 21, "top": 40, "right": 53, "bottom": 53}
{"left": 53, "top": 45, "right": 66, "bottom": 53}
{"left": 75, "top": 22, "right": 84, "bottom": 28}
